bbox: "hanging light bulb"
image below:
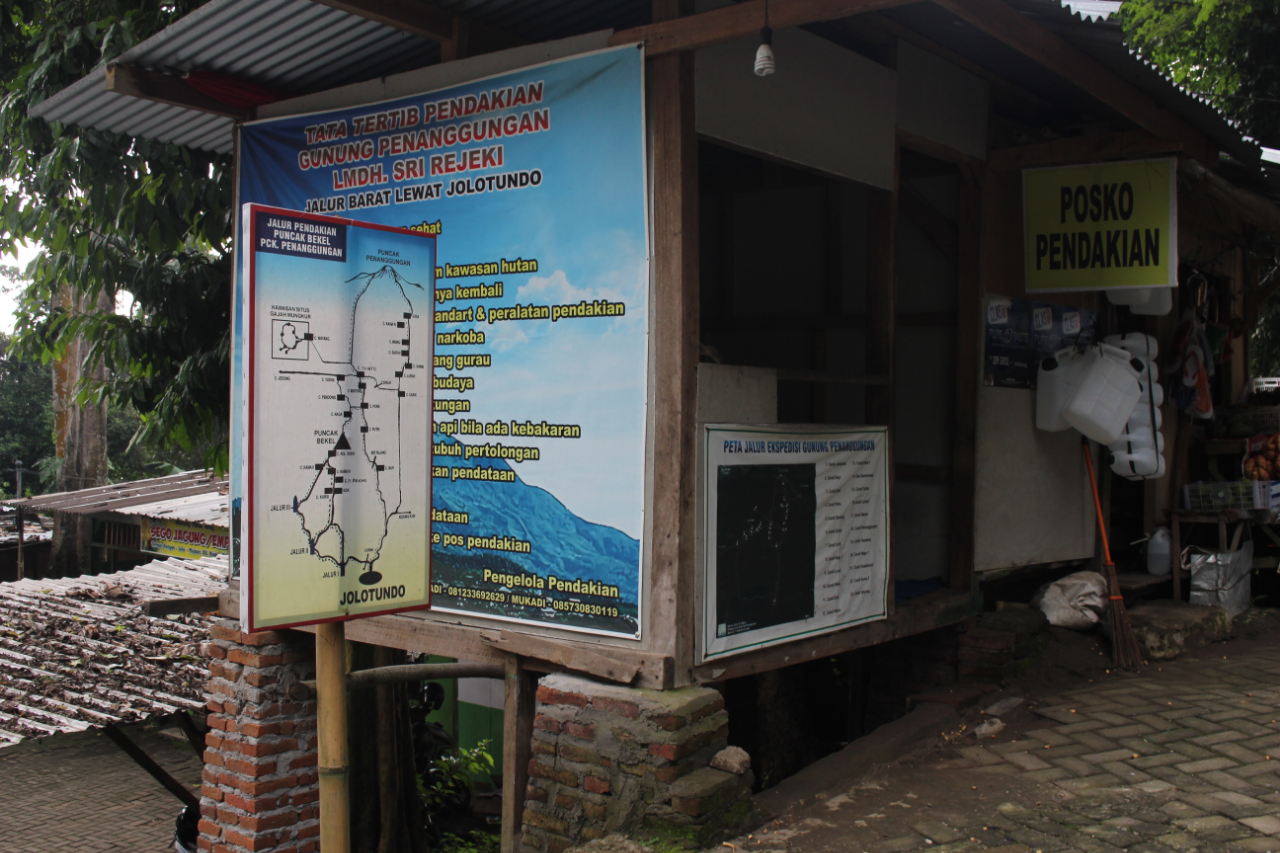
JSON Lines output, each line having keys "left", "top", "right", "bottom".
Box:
{"left": 754, "top": 26, "right": 775, "bottom": 76}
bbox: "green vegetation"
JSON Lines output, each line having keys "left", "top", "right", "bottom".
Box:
{"left": 0, "top": 331, "right": 53, "bottom": 496}
{"left": 0, "top": 0, "right": 231, "bottom": 470}
{"left": 1118, "top": 0, "right": 1280, "bottom": 148}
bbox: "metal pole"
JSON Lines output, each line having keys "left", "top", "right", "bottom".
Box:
{"left": 316, "top": 621, "right": 351, "bottom": 853}
{"left": 13, "top": 461, "right": 22, "bottom": 581}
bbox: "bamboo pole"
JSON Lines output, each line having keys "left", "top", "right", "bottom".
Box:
{"left": 317, "top": 621, "right": 351, "bottom": 853}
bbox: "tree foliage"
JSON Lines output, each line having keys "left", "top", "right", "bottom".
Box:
{"left": 1118, "top": 0, "right": 1280, "bottom": 149}
{"left": 0, "top": 331, "right": 54, "bottom": 496}
{"left": 0, "top": 0, "right": 231, "bottom": 470}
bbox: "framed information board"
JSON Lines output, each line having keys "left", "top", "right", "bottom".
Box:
{"left": 701, "top": 425, "right": 890, "bottom": 661}
{"left": 240, "top": 204, "right": 436, "bottom": 631}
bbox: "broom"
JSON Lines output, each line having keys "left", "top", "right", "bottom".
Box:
{"left": 1082, "top": 441, "right": 1145, "bottom": 669}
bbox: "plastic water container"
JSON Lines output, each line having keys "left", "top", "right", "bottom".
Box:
{"left": 1147, "top": 527, "right": 1172, "bottom": 576}
{"left": 1063, "top": 344, "right": 1143, "bottom": 444}
{"left": 1127, "top": 403, "right": 1164, "bottom": 429}
{"left": 1104, "top": 333, "right": 1159, "bottom": 360}
{"left": 1110, "top": 447, "right": 1166, "bottom": 479}
{"left": 1107, "top": 288, "right": 1153, "bottom": 306}
{"left": 1132, "top": 287, "right": 1173, "bottom": 316}
{"left": 1036, "top": 347, "right": 1089, "bottom": 432}
{"left": 1111, "top": 422, "right": 1165, "bottom": 454}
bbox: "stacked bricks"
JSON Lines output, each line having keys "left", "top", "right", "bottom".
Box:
{"left": 200, "top": 619, "right": 319, "bottom": 853}
{"left": 955, "top": 608, "right": 1050, "bottom": 680}
{"left": 523, "top": 673, "right": 754, "bottom": 853}
{"left": 867, "top": 610, "right": 1050, "bottom": 726}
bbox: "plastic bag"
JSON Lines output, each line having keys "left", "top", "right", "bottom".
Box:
{"left": 1188, "top": 539, "right": 1253, "bottom": 618}
{"left": 1031, "top": 571, "right": 1108, "bottom": 630}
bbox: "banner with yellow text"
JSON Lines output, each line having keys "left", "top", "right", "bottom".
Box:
{"left": 144, "top": 517, "right": 230, "bottom": 561}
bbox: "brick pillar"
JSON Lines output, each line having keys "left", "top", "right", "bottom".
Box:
{"left": 200, "top": 620, "right": 319, "bottom": 853}
{"left": 523, "top": 674, "right": 755, "bottom": 853}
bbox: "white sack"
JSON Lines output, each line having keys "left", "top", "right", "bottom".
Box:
{"left": 1031, "top": 571, "right": 1108, "bottom": 630}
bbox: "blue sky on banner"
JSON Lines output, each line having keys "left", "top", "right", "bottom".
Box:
{"left": 235, "top": 46, "right": 648, "bottom": 540}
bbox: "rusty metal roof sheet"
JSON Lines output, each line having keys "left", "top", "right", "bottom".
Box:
{"left": 15, "top": 470, "right": 226, "bottom": 518}
{"left": 129, "top": 491, "right": 231, "bottom": 530}
{"left": 0, "top": 556, "right": 226, "bottom": 745}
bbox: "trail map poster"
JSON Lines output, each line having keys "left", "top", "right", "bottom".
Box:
{"left": 702, "top": 426, "right": 890, "bottom": 661}
{"left": 233, "top": 47, "right": 649, "bottom": 637}
{"left": 240, "top": 205, "right": 436, "bottom": 631}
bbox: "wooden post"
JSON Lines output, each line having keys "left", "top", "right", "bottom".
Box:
{"left": 648, "top": 0, "right": 699, "bottom": 684}
{"left": 501, "top": 653, "right": 536, "bottom": 853}
{"left": 949, "top": 163, "right": 982, "bottom": 592}
{"left": 15, "top": 505, "right": 24, "bottom": 581}
{"left": 317, "top": 621, "right": 351, "bottom": 853}
{"left": 865, "top": 151, "right": 898, "bottom": 611}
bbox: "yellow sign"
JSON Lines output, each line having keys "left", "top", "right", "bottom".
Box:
{"left": 1023, "top": 158, "right": 1176, "bottom": 293}
{"left": 144, "top": 517, "right": 230, "bottom": 560}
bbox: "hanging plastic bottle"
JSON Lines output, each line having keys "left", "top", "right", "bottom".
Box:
{"left": 1036, "top": 347, "right": 1089, "bottom": 432}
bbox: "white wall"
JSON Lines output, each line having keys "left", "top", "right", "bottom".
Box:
{"left": 695, "top": 28, "right": 898, "bottom": 191}
{"left": 973, "top": 385, "right": 1096, "bottom": 572}
{"left": 896, "top": 41, "right": 989, "bottom": 160}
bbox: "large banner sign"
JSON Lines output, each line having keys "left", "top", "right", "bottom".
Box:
{"left": 701, "top": 425, "right": 890, "bottom": 661}
{"left": 233, "top": 47, "right": 649, "bottom": 637}
{"left": 1023, "top": 158, "right": 1176, "bottom": 293}
{"left": 240, "top": 205, "right": 436, "bottom": 631}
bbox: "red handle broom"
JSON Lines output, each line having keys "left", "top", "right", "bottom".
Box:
{"left": 1083, "top": 441, "right": 1145, "bottom": 669}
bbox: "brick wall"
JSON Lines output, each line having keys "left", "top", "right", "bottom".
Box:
{"left": 523, "top": 674, "right": 754, "bottom": 853}
{"left": 200, "top": 620, "right": 319, "bottom": 853}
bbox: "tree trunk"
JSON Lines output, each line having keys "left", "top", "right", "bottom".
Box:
{"left": 49, "top": 285, "right": 112, "bottom": 577}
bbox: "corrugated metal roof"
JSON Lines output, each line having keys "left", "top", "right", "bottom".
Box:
{"left": 16, "top": 470, "right": 225, "bottom": 519}
{"left": 30, "top": 0, "right": 438, "bottom": 153}
{"left": 880, "top": 0, "right": 1258, "bottom": 165}
{"left": 0, "top": 556, "right": 225, "bottom": 745}
{"left": 28, "top": 0, "right": 1255, "bottom": 163}
{"left": 129, "top": 491, "right": 230, "bottom": 529}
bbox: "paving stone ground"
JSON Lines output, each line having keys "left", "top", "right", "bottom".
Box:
{"left": 728, "top": 633, "right": 1280, "bottom": 853}
{"left": 0, "top": 720, "right": 203, "bottom": 853}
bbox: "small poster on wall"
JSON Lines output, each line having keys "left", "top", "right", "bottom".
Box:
{"left": 984, "top": 297, "right": 1096, "bottom": 390}
{"left": 701, "top": 425, "right": 890, "bottom": 661}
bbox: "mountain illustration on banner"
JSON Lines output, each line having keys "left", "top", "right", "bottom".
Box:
{"left": 431, "top": 436, "right": 640, "bottom": 635}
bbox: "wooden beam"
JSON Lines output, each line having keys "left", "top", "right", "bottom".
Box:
{"left": 310, "top": 0, "right": 524, "bottom": 54}
{"left": 486, "top": 634, "right": 641, "bottom": 684}
{"left": 102, "top": 724, "right": 201, "bottom": 808}
{"left": 105, "top": 65, "right": 249, "bottom": 120}
{"left": 948, "top": 162, "right": 982, "bottom": 592}
{"left": 141, "top": 595, "right": 220, "bottom": 617}
{"left": 897, "top": 128, "right": 983, "bottom": 168}
{"left": 693, "top": 590, "right": 981, "bottom": 681}
{"left": 610, "top": 0, "right": 918, "bottom": 56}
{"left": 928, "top": 0, "right": 1215, "bottom": 165}
{"left": 1180, "top": 158, "right": 1280, "bottom": 239}
{"left": 988, "top": 130, "right": 1183, "bottom": 171}
{"left": 648, "top": 0, "right": 700, "bottom": 687}
{"left": 865, "top": 151, "right": 898, "bottom": 615}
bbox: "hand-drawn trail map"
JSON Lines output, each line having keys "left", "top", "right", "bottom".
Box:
{"left": 242, "top": 205, "right": 436, "bottom": 631}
